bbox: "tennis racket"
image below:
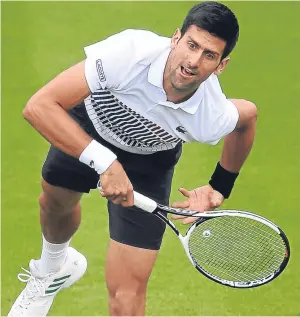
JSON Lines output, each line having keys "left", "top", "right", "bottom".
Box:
{"left": 99, "top": 186, "right": 290, "bottom": 288}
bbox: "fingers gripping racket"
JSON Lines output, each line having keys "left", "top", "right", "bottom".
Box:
{"left": 99, "top": 186, "right": 290, "bottom": 288}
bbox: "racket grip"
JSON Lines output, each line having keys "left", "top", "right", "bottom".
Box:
{"left": 97, "top": 182, "right": 157, "bottom": 213}
{"left": 133, "top": 191, "right": 157, "bottom": 213}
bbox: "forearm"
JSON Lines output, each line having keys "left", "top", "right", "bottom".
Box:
{"left": 23, "top": 101, "right": 92, "bottom": 158}
{"left": 220, "top": 117, "right": 256, "bottom": 173}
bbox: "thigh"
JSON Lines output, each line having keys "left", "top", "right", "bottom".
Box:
{"left": 105, "top": 239, "right": 159, "bottom": 295}
{"left": 42, "top": 145, "right": 99, "bottom": 193}
{"left": 108, "top": 166, "right": 175, "bottom": 250}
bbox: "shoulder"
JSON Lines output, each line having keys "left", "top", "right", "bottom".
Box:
{"left": 195, "top": 74, "right": 239, "bottom": 143}
{"left": 84, "top": 29, "right": 170, "bottom": 63}
{"left": 203, "top": 74, "right": 235, "bottom": 115}
{"left": 83, "top": 29, "right": 170, "bottom": 91}
{"left": 120, "top": 29, "right": 169, "bottom": 42}
{"left": 203, "top": 73, "right": 225, "bottom": 97}
{"left": 95, "top": 28, "right": 169, "bottom": 45}
{"left": 204, "top": 75, "right": 257, "bottom": 121}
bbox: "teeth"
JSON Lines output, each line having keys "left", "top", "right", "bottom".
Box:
{"left": 183, "top": 67, "right": 193, "bottom": 75}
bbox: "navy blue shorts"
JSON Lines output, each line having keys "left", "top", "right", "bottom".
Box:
{"left": 42, "top": 104, "right": 182, "bottom": 250}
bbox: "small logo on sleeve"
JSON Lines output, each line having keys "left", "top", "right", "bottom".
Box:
{"left": 96, "top": 59, "right": 106, "bottom": 83}
{"left": 176, "top": 126, "right": 187, "bottom": 134}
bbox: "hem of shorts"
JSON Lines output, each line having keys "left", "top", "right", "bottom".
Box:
{"left": 109, "top": 236, "right": 162, "bottom": 251}
{"left": 41, "top": 174, "right": 91, "bottom": 194}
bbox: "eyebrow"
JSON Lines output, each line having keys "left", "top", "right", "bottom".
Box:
{"left": 187, "top": 36, "right": 220, "bottom": 57}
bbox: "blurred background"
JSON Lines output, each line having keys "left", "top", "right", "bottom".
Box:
{"left": 2, "top": 1, "right": 300, "bottom": 315}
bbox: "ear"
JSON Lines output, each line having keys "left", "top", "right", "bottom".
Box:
{"left": 214, "top": 57, "right": 230, "bottom": 75}
{"left": 171, "top": 28, "right": 181, "bottom": 49}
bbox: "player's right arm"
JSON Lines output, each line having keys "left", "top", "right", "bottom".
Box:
{"left": 24, "top": 61, "right": 91, "bottom": 157}
{"left": 23, "top": 60, "right": 133, "bottom": 206}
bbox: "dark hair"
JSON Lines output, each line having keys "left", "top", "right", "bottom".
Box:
{"left": 181, "top": 1, "right": 239, "bottom": 59}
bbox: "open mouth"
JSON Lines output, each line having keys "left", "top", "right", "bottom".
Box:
{"left": 180, "top": 66, "right": 195, "bottom": 77}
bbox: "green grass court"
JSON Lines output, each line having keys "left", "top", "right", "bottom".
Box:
{"left": 2, "top": 1, "right": 300, "bottom": 315}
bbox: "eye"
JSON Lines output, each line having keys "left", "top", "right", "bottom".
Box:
{"left": 188, "top": 41, "right": 197, "bottom": 50}
{"left": 205, "top": 52, "right": 215, "bottom": 60}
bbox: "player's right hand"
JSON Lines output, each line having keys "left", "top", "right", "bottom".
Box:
{"left": 99, "top": 160, "right": 134, "bottom": 207}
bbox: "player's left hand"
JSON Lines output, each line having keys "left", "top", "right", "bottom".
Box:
{"left": 171, "top": 185, "right": 224, "bottom": 224}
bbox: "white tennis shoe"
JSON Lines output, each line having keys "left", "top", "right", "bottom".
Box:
{"left": 8, "top": 247, "right": 87, "bottom": 317}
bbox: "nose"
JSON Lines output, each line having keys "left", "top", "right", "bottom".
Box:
{"left": 187, "top": 50, "right": 205, "bottom": 69}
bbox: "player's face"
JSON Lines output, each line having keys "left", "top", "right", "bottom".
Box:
{"left": 165, "top": 25, "right": 229, "bottom": 97}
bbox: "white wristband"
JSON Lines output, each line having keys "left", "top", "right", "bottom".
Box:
{"left": 79, "top": 140, "right": 117, "bottom": 174}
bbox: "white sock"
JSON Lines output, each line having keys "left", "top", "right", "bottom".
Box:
{"left": 36, "top": 236, "right": 71, "bottom": 276}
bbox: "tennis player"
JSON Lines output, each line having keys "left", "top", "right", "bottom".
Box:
{"left": 8, "top": 2, "right": 257, "bottom": 316}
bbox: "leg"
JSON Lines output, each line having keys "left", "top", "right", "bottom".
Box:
{"left": 39, "top": 142, "right": 99, "bottom": 247}
{"left": 106, "top": 240, "right": 159, "bottom": 316}
{"left": 8, "top": 179, "right": 88, "bottom": 317}
{"left": 8, "top": 144, "right": 98, "bottom": 317}
{"left": 36, "top": 179, "right": 83, "bottom": 274}
{"left": 39, "top": 179, "right": 82, "bottom": 243}
{"left": 105, "top": 154, "right": 179, "bottom": 316}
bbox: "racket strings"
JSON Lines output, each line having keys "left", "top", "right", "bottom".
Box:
{"left": 191, "top": 220, "right": 285, "bottom": 281}
{"left": 230, "top": 217, "right": 285, "bottom": 247}
{"left": 202, "top": 220, "right": 279, "bottom": 269}
{"left": 194, "top": 218, "right": 283, "bottom": 261}
{"left": 191, "top": 232, "right": 274, "bottom": 281}
{"left": 188, "top": 216, "right": 287, "bottom": 282}
{"left": 190, "top": 219, "right": 285, "bottom": 281}
{"left": 190, "top": 239, "right": 279, "bottom": 281}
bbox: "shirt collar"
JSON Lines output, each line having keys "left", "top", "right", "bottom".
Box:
{"left": 148, "top": 47, "right": 204, "bottom": 115}
{"left": 148, "top": 47, "right": 169, "bottom": 89}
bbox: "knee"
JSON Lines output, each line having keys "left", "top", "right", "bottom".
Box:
{"left": 109, "top": 287, "right": 146, "bottom": 301}
{"left": 38, "top": 179, "right": 82, "bottom": 214}
{"left": 38, "top": 192, "right": 79, "bottom": 215}
{"left": 108, "top": 284, "right": 147, "bottom": 315}
{"left": 109, "top": 291, "right": 146, "bottom": 316}
{"left": 39, "top": 192, "right": 53, "bottom": 212}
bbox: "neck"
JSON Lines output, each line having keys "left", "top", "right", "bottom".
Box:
{"left": 163, "top": 71, "right": 197, "bottom": 104}
{"left": 167, "top": 88, "right": 196, "bottom": 104}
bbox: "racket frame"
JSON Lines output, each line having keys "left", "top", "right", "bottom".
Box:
{"left": 152, "top": 206, "right": 290, "bottom": 288}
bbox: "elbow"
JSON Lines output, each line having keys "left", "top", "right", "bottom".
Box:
{"left": 233, "top": 99, "right": 258, "bottom": 132}
{"left": 22, "top": 101, "right": 39, "bottom": 125}
{"left": 23, "top": 102, "right": 33, "bottom": 121}
{"left": 246, "top": 100, "right": 258, "bottom": 123}
{"left": 239, "top": 100, "right": 258, "bottom": 129}
{"left": 23, "top": 96, "right": 43, "bottom": 123}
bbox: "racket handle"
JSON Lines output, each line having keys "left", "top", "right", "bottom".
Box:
{"left": 97, "top": 182, "right": 157, "bottom": 213}
{"left": 133, "top": 191, "right": 157, "bottom": 213}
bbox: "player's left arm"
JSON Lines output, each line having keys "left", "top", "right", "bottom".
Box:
{"left": 220, "top": 98, "right": 258, "bottom": 173}
{"left": 206, "top": 98, "right": 257, "bottom": 202}
{"left": 172, "top": 99, "right": 258, "bottom": 224}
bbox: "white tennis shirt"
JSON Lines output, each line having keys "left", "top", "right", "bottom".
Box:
{"left": 84, "top": 29, "right": 239, "bottom": 154}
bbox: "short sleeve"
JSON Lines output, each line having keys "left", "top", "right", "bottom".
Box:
{"left": 83, "top": 29, "right": 169, "bottom": 92}
{"left": 209, "top": 99, "right": 239, "bottom": 145}
{"left": 84, "top": 30, "right": 134, "bottom": 91}
{"left": 203, "top": 74, "right": 239, "bottom": 145}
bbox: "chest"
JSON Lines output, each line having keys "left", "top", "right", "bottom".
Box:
{"left": 109, "top": 69, "right": 208, "bottom": 143}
